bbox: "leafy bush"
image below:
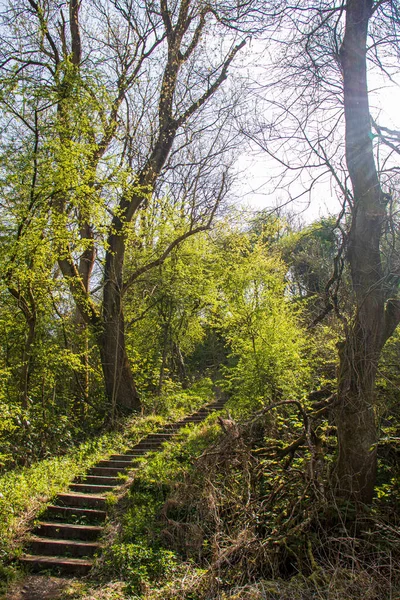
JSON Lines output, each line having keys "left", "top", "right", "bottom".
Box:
{"left": 105, "top": 542, "right": 177, "bottom": 595}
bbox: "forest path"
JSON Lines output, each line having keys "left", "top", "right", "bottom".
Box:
{"left": 5, "top": 399, "right": 226, "bottom": 599}
{"left": 5, "top": 575, "right": 69, "bottom": 600}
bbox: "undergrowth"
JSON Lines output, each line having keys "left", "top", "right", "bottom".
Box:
{"left": 60, "top": 417, "right": 221, "bottom": 599}
{"left": 145, "top": 406, "right": 400, "bottom": 600}
{"left": 0, "top": 380, "right": 216, "bottom": 594}
{"left": 61, "top": 400, "right": 400, "bottom": 600}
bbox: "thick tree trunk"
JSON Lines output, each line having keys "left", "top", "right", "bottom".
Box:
{"left": 335, "top": 329, "right": 379, "bottom": 503}
{"left": 72, "top": 223, "right": 96, "bottom": 413}
{"left": 71, "top": 313, "right": 90, "bottom": 415}
{"left": 98, "top": 311, "right": 140, "bottom": 415}
{"left": 100, "top": 229, "right": 141, "bottom": 415}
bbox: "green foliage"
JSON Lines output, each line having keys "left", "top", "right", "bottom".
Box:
{"left": 211, "top": 225, "right": 312, "bottom": 413}
{"left": 125, "top": 215, "right": 314, "bottom": 416}
{"left": 105, "top": 542, "right": 177, "bottom": 595}
{"left": 140, "top": 378, "right": 214, "bottom": 419}
{"left": 279, "top": 217, "right": 340, "bottom": 298}
{"left": 124, "top": 218, "right": 220, "bottom": 395}
{"left": 145, "top": 413, "right": 400, "bottom": 600}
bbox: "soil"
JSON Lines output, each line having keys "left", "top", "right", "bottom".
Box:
{"left": 5, "top": 576, "right": 70, "bottom": 600}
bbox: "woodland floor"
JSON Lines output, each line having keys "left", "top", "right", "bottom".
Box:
{"left": 4, "top": 575, "right": 70, "bottom": 600}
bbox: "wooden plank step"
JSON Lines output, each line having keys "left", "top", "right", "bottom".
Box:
{"left": 133, "top": 441, "right": 164, "bottom": 449}
{"left": 124, "top": 451, "right": 152, "bottom": 458}
{"left": 28, "top": 536, "right": 101, "bottom": 558}
{"left": 79, "top": 475, "right": 122, "bottom": 486}
{"left": 96, "top": 460, "right": 135, "bottom": 469}
{"left": 108, "top": 454, "right": 141, "bottom": 461}
{"left": 70, "top": 483, "right": 116, "bottom": 494}
{"left": 45, "top": 505, "right": 106, "bottom": 522}
{"left": 57, "top": 493, "right": 107, "bottom": 509}
{"left": 20, "top": 554, "right": 93, "bottom": 576}
{"left": 107, "top": 453, "right": 137, "bottom": 460}
{"left": 34, "top": 522, "right": 103, "bottom": 541}
{"left": 125, "top": 452, "right": 147, "bottom": 458}
{"left": 88, "top": 466, "right": 130, "bottom": 476}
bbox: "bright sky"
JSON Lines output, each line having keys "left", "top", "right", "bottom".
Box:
{"left": 234, "top": 68, "right": 400, "bottom": 224}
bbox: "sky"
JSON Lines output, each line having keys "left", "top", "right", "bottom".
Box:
{"left": 233, "top": 65, "right": 400, "bottom": 224}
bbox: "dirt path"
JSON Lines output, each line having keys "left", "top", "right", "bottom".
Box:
{"left": 5, "top": 576, "right": 70, "bottom": 600}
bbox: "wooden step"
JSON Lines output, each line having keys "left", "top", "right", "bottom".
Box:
{"left": 20, "top": 554, "right": 93, "bottom": 575}
{"left": 28, "top": 536, "right": 100, "bottom": 558}
{"left": 133, "top": 441, "right": 164, "bottom": 449}
{"left": 88, "top": 466, "right": 130, "bottom": 477}
{"left": 108, "top": 454, "right": 140, "bottom": 461}
{"left": 34, "top": 522, "right": 103, "bottom": 541}
{"left": 45, "top": 505, "right": 107, "bottom": 522}
{"left": 70, "top": 483, "right": 116, "bottom": 494}
{"left": 79, "top": 475, "right": 122, "bottom": 486}
{"left": 121, "top": 449, "right": 148, "bottom": 454}
{"left": 96, "top": 460, "right": 135, "bottom": 469}
{"left": 20, "top": 401, "right": 224, "bottom": 578}
{"left": 57, "top": 493, "right": 107, "bottom": 510}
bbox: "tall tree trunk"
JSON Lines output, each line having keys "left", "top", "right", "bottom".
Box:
{"left": 101, "top": 229, "right": 141, "bottom": 415}
{"left": 71, "top": 311, "right": 90, "bottom": 415}
{"left": 98, "top": 311, "right": 140, "bottom": 416}
{"left": 172, "top": 342, "right": 189, "bottom": 389}
{"left": 335, "top": 0, "right": 400, "bottom": 503}
{"left": 335, "top": 329, "right": 380, "bottom": 503}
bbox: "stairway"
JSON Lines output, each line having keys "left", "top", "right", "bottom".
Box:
{"left": 19, "top": 399, "right": 226, "bottom": 576}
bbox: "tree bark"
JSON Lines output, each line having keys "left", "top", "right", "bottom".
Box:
{"left": 98, "top": 314, "right": 140, "bottom": 415}
{"left": 72, "top": 223, "right": 96, "bottom": 412}
{"left": 19, "top": 312, "right": 36, "bottom": 410}
{"left": 100, "top": 227, "right": 141, "bottom": 415}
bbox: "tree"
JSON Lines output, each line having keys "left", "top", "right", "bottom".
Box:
{"left": 123, "top": 202, "right": 220, "bottom": 396}
{"left": 0, "top": 0, "right": 249, "bottom": 415}
{"left": 249, "top": 0, "right": 400, "bottom": 502}
{"left": 209, "top": 223, "right": 311, "bottom": 413}
{"left": 335, "top": 0, "right": 400, "bottom": 503}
